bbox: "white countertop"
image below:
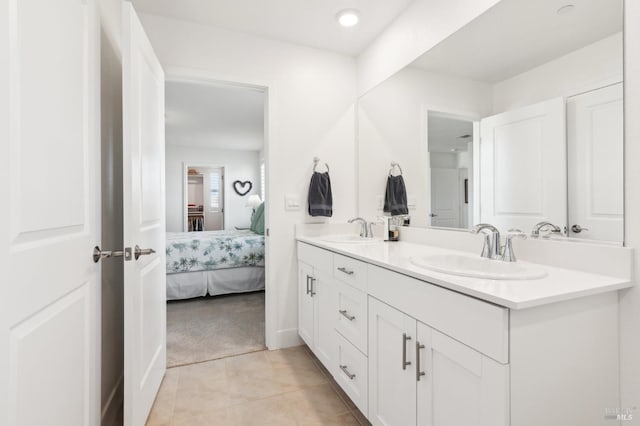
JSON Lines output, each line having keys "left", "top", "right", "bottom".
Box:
{"left": 296, "top": 236, "right": 633, "bottom": 310}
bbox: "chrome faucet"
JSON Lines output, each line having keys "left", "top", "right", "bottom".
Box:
{"left": 531, "top": 221, "right": 562, "bottom": 238}
{"left": 470, "top": 223, "right": 501, "bottom": 259}
{"left": 501, "top": 229, "right": 527, "bottom": 262}
{"left": 349, "top": 217, "right": 373, "bottom": 238}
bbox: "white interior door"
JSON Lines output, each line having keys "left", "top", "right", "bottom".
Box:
{"left": 480, "top": 98, "right": 566, "bottom": 233}
{"left": 122, "top": 3, "right": 167, "bottom": 425}
{"left": 430, "top": 168, "right": 461, "bottom": 228}
{"left": 567, "top": 83, "right": 623, "bottom": 242}
{"left": 0, "top": 0, "right": 101, "bottom": 424}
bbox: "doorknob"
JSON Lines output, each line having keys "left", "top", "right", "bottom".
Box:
{"left": 93, "top": 246, "right": 132, "bottom": 263}
{"left": 134, "top": 245, "right": 156, "bottom": 260}
{"left": 571, "top": 224, "right": 589, "bottom": 234}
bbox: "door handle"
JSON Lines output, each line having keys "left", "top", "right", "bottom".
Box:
{"left": 429, "top": 213, "right": 438, "bottom": 217}
{"left": 309, "top": 277, "right": 316, "bottom": 297}
{"left": 416, "top": 341, "right": 426, "bottom": 381}
{"left": 134, "top": 245, "right": 156, "bottom": 260}
{"left": 306, "top": 275, "right": 311, "bottom": 295}
{"left": 402, "top": 333, "right": 412, "bottom": 370}
{"left": 571, "top": 224, "right": 589, "bottom": 234}
{"left": 93, "top": 246, "right": 132, "bottom": 263}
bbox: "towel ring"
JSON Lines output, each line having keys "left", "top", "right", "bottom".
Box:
{"left": 313, "top": 157, "right": 330, "bottom": 173}
{"left": 389, "top": 162, "right": 403, "bottom": 176}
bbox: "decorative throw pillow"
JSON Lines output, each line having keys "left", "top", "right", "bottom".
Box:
{"left": 250, "top": 202, "right": 265, "bottom": 235}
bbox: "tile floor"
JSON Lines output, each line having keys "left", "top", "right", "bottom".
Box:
{"left": 146, "top": 345, "right": 371, "bottom": 425}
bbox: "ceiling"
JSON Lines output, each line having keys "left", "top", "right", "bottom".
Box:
{"left": 131, "top": 0, "right": 414, "bottom": 55}
{"left": 165, "top": 81, "right": 265, "bottom": 151}
{"left": 428, "top": 114, "right": 473, "bottom": 153}
{"left": 411, "top": 0, "right": 622, "bottom": 83}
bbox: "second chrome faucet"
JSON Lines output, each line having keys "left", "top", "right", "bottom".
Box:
{"left": 348, "top": 217, "right": 374, "bottom": 238}
{"left": 470, "top": 224, "right": 527, "bottom": 262}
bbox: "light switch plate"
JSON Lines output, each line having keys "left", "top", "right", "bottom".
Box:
{"left": 408, "top": 194, "right": 417, "bottom": 208}
{"left": 377, "top": 195, "right": 384, "bottom": 210}
{"left": 285, "top": 194, "right": 301, "bottom": 211}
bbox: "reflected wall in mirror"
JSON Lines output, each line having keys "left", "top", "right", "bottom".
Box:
{"left": 357, "top": 0, "right": 623, "bottom": 243}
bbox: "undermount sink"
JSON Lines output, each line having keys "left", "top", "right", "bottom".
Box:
{"left": 410, "top": 254, "right": 548, "bottom": 280}
{"left": 319, "top": 234, "right": 384, "bottom": 244}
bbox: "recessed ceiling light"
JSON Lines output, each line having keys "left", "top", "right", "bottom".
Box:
{"left": 336, "top": 9, "right": 360, "bottom": 27}
{"left": 557, "top": 4, "right": 575, "bottom": 15}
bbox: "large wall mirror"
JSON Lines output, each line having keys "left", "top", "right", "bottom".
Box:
{"left": 358, "top": 0, "right": 624, "bottom": 244}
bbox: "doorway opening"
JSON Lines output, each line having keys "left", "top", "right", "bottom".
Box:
{"left": 427, "top": 111, "right": 476, "bottom": 229}
{"left": 164, "top": 78, "right": 268, "bottom": 368}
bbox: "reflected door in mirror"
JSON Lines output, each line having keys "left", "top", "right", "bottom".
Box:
{"left": 479, "top": 98, "right": 566, "bottom": 233}
{"left": 567, "top": 83, "right": 623, "bottom": 241}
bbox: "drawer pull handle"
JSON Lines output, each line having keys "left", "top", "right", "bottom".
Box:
{"left": 340, "top": 365, "right": 356, "bottom": 380}
{"left": 416, "top": 341, "right": 426, "bottom": 381}
{"left": 402, "top": 333, "right": 412, "bottom": 370}
{"left": 339, "top": 309, "right": 356, "bottom": 321}
{"left": 337, "top": 267, "right": 354, "bottom": 275}
{"left": 306, "top": 275, "right": 311, "bottom": 295}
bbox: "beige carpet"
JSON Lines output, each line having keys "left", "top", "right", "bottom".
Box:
{"left": 167, "top": 291, "right": 266, "bottom": 368}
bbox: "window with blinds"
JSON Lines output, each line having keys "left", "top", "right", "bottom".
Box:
{"left": 260, "top": 162, "right": 265, "bottom": 201}
{"left": 209, "top": 171, "right": 221, "bottom": 211}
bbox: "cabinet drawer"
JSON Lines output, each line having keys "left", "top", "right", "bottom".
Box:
{"left": 297, "top": 242, "right": 333, "bottom": 274}
{"left": 333, "top": 254, "right": 367, "bottom": 290}
{"left": 368, "top": 265, "right": 509, "bottom": 364}
{"left": 335, "top": 281, "right": 367, "bottom": 354}
{"left": 335, "top": 333, "right": 368, "bottom": 417}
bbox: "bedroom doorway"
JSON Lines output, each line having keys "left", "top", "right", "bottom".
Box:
{"left": 164, "top": 77, "right": 268, "bottom": 367}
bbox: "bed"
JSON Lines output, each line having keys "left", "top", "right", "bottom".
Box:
{"left": 165, "top": 229, "right": 265, "bottom": 300}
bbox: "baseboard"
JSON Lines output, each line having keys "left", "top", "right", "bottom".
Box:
{"left": 101, "top": 375, "right": 123, "bottom": 426}
{"left": 269, "top": 327, "right": 302, "bottom": 350}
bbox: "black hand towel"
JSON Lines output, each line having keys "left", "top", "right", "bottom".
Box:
{"left": 384, "top": 174, "right": 409, "bottom": 215}
{"left": 308, "top": 171, "right": 333, "bottom": 217}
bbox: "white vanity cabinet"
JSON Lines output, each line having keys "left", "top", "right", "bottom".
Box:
{"left": 368, "top": 297, "right": 509, "bottom": 426}
{"left": 297, "top": 241, "right": 621, "bottom": 426}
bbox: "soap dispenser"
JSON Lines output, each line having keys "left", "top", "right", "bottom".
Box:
{"left": 379, "top": 216, "right": 399, "bottom": 242}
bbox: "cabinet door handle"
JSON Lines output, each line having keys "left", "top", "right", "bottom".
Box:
{"left": 306, "top": 275, "right": 311, "bottom": 295}
{"left": 339, "top": 309, "right": 355, "bottom": 321}
{"left": 309, "top": 277, "right": 316, "bottom": 296}
{"left": 337, "top": 267, "right": 354, "bottom": 275}
{"left": 402, "top": 333, "right": 412, "bottom": 370}
{"left": 340, "top": 364, "right": 356, "bottom": 380}
{"left": 416, "top": 341, "right": 426, "bottom": 381}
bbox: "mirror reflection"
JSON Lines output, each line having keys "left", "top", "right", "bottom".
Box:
{"left": 357, "top": 0, "right": 623, "bottom": 243}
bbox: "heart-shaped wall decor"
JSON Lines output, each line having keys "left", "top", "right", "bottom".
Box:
{"left": 233, "top": 180, "right": 253, "bottom": 196}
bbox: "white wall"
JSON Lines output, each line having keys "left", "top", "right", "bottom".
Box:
{"left": 356, "top": 0, "right": 501, "bottom": 95}
{"left": 622, "top": 0, "right": 640, "bottom": 421}
{"left": 358, "top": 66, "right": 491, "bottom": 227}
{"left": 430, "top": 152, "right": 458, "bottom": 168}
{"left": 139, "top": 13, "right": 358, "bottom": 348}
{"left": 492, "top": 32, "right": 623, "bottom": 113}
{"left": 165, "top": 145, "right": 260, "bottom": 232}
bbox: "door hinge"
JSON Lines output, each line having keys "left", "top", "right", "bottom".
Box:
{"left": 266, "top": 228, "right": 270, "bottom": 237}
